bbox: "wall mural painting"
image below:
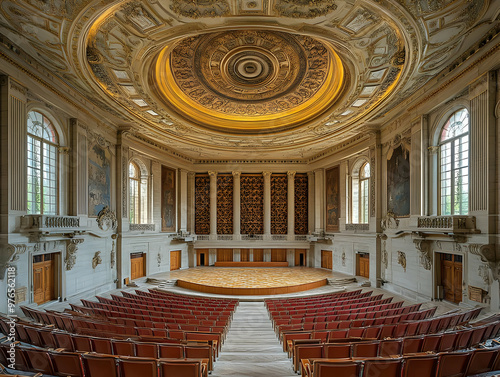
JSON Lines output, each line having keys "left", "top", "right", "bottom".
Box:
{"left": 161, "top": 166, "right": 176, "bottom": 232}
{"left": 88, "top": 142, "right": 111, "bottom": 217}
{"left": 326, "top": 166, "right": 340, "bottom": 232}
{"left": 387, "top": 145, "right": 410, "bottom": 217}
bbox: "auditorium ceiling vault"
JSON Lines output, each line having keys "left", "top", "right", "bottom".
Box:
{"left": 0, "top": 0, "right": 498, "bottom": 160}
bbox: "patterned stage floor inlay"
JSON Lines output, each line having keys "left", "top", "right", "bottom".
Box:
{"left": 169, "top": 267, "right": 334, "bottom": 289}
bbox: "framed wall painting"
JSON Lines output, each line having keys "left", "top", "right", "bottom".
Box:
{"left": 88, "top": 142, "right": 111, "bottom": 216}
{"left": 161, "top": 166, "right": 176, "bottom": 232}
{"left": 387, "top": 145, "right": 410, "bottom": 217}
{"left": 326, "top": 166, "right": 340, "bottom": 232}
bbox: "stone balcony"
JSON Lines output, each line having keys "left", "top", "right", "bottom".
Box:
{"left": 416, "top": 216, "right": 479, "bottom": 234}
{"left": 21, "top": 215, "right": 86, "bottom": 235}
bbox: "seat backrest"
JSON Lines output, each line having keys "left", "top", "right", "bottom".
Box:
{"left": 401, "top": 354, "right": 439, "bottom": 377}
{"left": 135, "top": 342, "right": 159, "bottom": 358}
{"left": 73, "top": 335, "right": 93, "bottom": 352}
{"left": 438, "top": 332, "right": 458, "bottom": 352}
{"left": 314, "top": 360, "right": 361, "bottom": 377}
{"left": 465, "top": 347, "right": 500, "bottom": 376}
{"left": 362, "top": 358, "right": 402, "bottom": 377}
{"left": 53, "top": 331, "right": 76, "bottom": 351}
{"left": 113, "top": 340, "right": 136, "bottom": 356}
{"left": 119, "top": 356, "right": 158, "bottom": 377}
{"left": 23, "top": 347, "right": 55, "bottom": 374}
{"left": 82, "top": 354, "right": 119, "bottom": 377}
{"left": 49, "top": 351, "right": 85, "bottom": 377}
{"left": 91, "top": 337, "right": 113, "bottom": 354}
{"left": 159, "top": 359, "right": 201, "bottom": 377}
{"left": 379, "top": 339, "right": 403, "bottom": 357}
{"left": 352, "top": 341, "right": 379, "bottom": 357}
{"left": 420, "top": 334, "right": 441, "bottom": 352}
{"left": 294, "top": 345, "right": 323, "bottom": 372}
{"left": 436, "top": 351, "right": 472, "bottom": 377}
{"left": 158, "top": 344, "right": 184, "bottom": 359}
{"left": 324, "top": 343, "right": 351, "bottom": 358}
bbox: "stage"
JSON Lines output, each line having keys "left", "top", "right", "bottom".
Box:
{"left": 167, "top": 267, "right": 334, "bottom": 296}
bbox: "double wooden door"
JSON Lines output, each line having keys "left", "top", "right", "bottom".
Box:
{"left": 33, "top": 254, "right": 56, "bottom": 305}
{"left": 441, "top": 253, "right": 462, "bottom": 304}
{"left": 321, "top": 250, "right": 333, "bottom": 269}
{"left": 170, "top": 250, "right": 181, "bottom": 271}
{"left": 356, "top": 253, "right": 370, "bottom": 278}
{"left": 131, "top": 253, "right": 146, "bottom": 279}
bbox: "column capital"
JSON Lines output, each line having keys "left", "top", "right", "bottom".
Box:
{"left": 307, "top": 171, "right": 314, "bottom": 177}
{"left": 262, "top": 171, "right": 272, "bottom": 178}
{"left": 187, "top": 171, "right": 196, "bottom": 178}
{"left": 287, "top": 171, "right": 296, "bottom": 179}
{"left": 428, "top": 146, "right": 439, "bottom": 155}
{"left": 208, "top": 171, "right": 217, "bottom": 178}
{"left": 232, "top": 171, "right": 241, "bottom": 178}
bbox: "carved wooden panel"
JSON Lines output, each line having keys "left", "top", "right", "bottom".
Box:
{"left": 294, "top": 174, "right": 308, "bottom": 235}
{"left": 271, "top": 174, "right": 287, "bottom": 235}
{"left": 217, "top": 174, "right": 233, "bottom": 234}
{"left": 195, "top": 174, "right": 210, "bottom": 235}
{"left": 240, "top": 174, "right": 264, "bottom": 235}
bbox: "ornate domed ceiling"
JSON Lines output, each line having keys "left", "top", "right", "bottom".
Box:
{"left": 0, "top": 0, "right": 497, "bottom": 160}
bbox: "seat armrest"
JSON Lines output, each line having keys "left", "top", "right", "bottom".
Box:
{"left": 301, "top": 359, "right": 312, "bottom": 377}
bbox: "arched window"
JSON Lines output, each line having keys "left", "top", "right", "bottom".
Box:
{"left": 27, "top": 110, "right": 59, "bottom": 215}
{"left": 129, "top": 161, "right": 148, "bottom": 224}
{"left": 439, "top": 108, "right": 469, "bottom": 215}
{"left": 352, "top": 161, "right": 370, "bottom": 224}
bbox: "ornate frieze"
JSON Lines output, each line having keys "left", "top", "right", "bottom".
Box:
{"left": 170, "top": 0, "right": 230, "bottom": 18}
{"left": 129, "top": 224, "right": 155, "bottom": 232}
{"left": 274, "top": 0, "right": 337, "bottom": 18}
{"left": 345, "top": 224, "right": 369, "bottom": 231}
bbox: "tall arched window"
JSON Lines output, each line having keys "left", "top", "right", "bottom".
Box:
{"left": 129, "top": 162, "right": 140, "bottom": 224}
{"left": 439, "top": 108, "right": 469, "bottom": 215}
{"left": 27, "top": 111, "right": 59, "bottom": 215}
{"left": 352, "top": 161, "right": 370, "bottom": 224}
{"left": 129, "top": 161, "right": 148, "bottom": 224}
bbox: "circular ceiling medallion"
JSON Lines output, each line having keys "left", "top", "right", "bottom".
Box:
{"left": 152, "top": 29, "right": 346, "bottom": 134}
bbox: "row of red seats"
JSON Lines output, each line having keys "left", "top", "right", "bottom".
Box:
{"left": 265, "top": 288, "right": 365, "bottom": 307}
{"left": 301, "top": 348, "right": 500, "bottom": 377}
{"left": 267, "top": 292, "right": 382, "bottom": 315}
{"left": 0, "top": 344, "right": 208, "bottom": 377}
{"left": 275, "top": 306, "right": 437, "bottom": 336}
{"left": 289, "top": 320, "right": 500, "bottom": 372}
{"left": 280, "top": 308, "right": 481, "bottom": 347}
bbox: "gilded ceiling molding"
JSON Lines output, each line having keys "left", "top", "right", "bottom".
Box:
{"left": 170, "top": 0, "right": 230, "bottom": 18}
{"left": 274, "top": 0, "right": 337, "bottom": 18}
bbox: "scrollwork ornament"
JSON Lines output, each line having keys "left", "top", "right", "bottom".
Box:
{"left": 413, "top": 240, "right": 432, "bottom": 270}
{"left": 157, "top": 252, "right": 162, "bottom": 267}
{"left": 380, "top": 210, "right": 399, "bottom": 231}
{"left": 0, "top": 244, "right": 27, "bottom": 280}
{"left": 92, "top": 251, "right": 102, "bottom": 269}
{"left": 96, "top": 206, "right": 118, "bottom": 231}
{"left": 65, "top": 239, "right": 84, "bottom": 271}
{"left": 397, "top": 251, "right": 406, "bottom": 272}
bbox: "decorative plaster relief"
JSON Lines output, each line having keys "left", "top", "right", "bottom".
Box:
{"left": 65, "top": 239, "right": 84, "bottom": 271}
{"left": 413, "top": 240, "right": 432, "bottom": 270}
{"left": 96, "top": 206, "right": 117, "bottom": 231}
{"left": 397, "top": 251, "right": 406, "bottom": 272}
{"left": 92, "top": 251, "right": 102, "bottom": 269}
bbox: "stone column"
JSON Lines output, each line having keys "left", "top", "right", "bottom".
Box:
{"left": 208, "top": 171, "right": 217, "bottom": 238}
{"left": 178, "top": 169, "right": 188, "bottom": 233}
{"left": 314, "top": 169, "right": 324, "bottom": 233}
{"left": 232, "top": 171, "right": 241, "bottom": 239}
{"left": 287, "top": 171, "right": 296, "bottom": 238}
{"left": 263, "top": 171, "right": 271, "bottom": 237}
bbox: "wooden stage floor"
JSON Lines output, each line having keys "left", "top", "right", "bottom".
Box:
{"left": 167, "top": 267, "right": 335, "bottom": 295}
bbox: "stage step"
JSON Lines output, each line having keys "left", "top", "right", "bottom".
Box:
{"left": 212, "top": 301, "right": 296, "bottom": 377}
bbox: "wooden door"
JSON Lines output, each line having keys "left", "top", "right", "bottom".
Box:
{"left": 441, "top": 253, "right": 462, "bottom": 304}
{"left": 240, "top": 249, "right": 250, "bottom": 262}
{"left": 170, "top": 250, "right": 181, "bottom": 271}
{"left": 33, "top": 254, "right": 56, "bottom": 305}
{"left": 356, "top": 253, "right": 369, "bottom": 278}
{"left": 271, "top": 249, "right": 287, "bottom": 262}
{"left": 131, "top": 253, "right": 146, "bottom": 279}
{"left": 253, "top": 249, "right": 264, "bottom": 262}
{"left": 217, "top": 249, "right": 233, "bottom": 262}
{"left": 197, "top": 249, "right": 208, "bottom": 266}
{"left": 321, "top": 250, "right": 332, "bottom": 269}
{"left": 295, "top": 249, "right": 307, "bottom": 266}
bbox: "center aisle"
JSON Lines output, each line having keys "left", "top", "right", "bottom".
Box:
{"left": 212, "top": 301, "right": 296, "bottom": 377}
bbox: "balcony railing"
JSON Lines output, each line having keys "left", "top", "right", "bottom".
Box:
{"left": 129, "top": 224, "right": 155, "bottom": 232}
{"left": 416, "top": 216, "right": 478, "bottom": 233}
{"left": 21, "top": 215, "right": 85, "bottom": 234}
{"left": 345, "top": 223, "right": 370, "bottom": 231}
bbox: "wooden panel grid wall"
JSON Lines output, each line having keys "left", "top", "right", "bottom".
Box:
{"left": 253, "top": 249, "right": 264, "bottom": 262}
{"left": 240, "top": 249, "right": 250, "bottom": 262}
{"left": 170, "top": 250, "right": 181, "bottom": 271}
{"left": 217, "top": 174, "right": 233, "bottom": 234}
{"left": 271, "top": 174, "right": 288, "bottom": 234}
{"left": 195, "top": 174, "right": 210, "bottom": 234}
{"left": 240, "top": 174, "right": 264, "bottom": 235}
{"left": 321, "top": 250, "right": 333, "bottom": 269}
{"left": 217, "top": 249, "right": 233, "bottom": 262}
{"left": 271, "top": 249, "right": 287, "bottom": 262}
{"left": 294, "top": 174, "right": 308, "bottom": 234}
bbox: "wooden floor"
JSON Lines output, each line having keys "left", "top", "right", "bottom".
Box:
{"left": 169, "top": 267, "right": 332, "bottom": 295}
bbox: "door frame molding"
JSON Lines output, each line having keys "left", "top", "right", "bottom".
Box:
{"left": 30, "top": 250, "right": 62, "bottom": 304}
